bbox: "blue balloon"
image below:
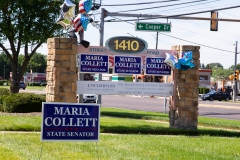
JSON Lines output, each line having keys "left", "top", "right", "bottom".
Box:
{"left": 83, "top": 0, "right": 92, "bottom": 13}
{"left": 80, "top": 14, "right": 89, "bottom": 31}
{"left": 175, "top": 51, "right": 195, "bottom": 70}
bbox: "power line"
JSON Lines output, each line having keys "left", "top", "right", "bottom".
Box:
{"left": 102, "top": 0, "right": 181, "bottom": 6}
{"left": 108, "top": 17, "right": 235, "bottom": 54}
{"left": 119, "top": 0, "right": 211, "bottom": 12}
{"left": 149, "top": 0, "right": 220, "bottom": 15}
{"left": 105, "top": 4, "right": 240, "bottom": 22}
{"left": 159, "top": 33, "right": 235, "bottom": 53}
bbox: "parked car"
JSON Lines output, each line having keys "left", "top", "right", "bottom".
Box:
{"left": 201, "top": 91, "right": 232, "bottom": 101}
{"left": 40, "top": 81, "right": 47, "bottom": 86}
{"left": 19, "top": 81, "right": 26, "bottom": 90}
{"left": 83, "top": 94, "right": 97, "bottom": 103}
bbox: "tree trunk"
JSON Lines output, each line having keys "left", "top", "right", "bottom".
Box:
{"left": 10, "top": 63, "right": 21, "bottom": 93}
{"left": 10, "top": 80, "right": 20, "bottom": 93}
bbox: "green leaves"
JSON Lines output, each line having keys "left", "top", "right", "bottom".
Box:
{"left": 212, "top": 68, "right": 233, "bottom": 81}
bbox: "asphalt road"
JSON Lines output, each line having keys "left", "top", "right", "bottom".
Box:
{"left": 101, "top": 95, "right": 240, "bottom": 120}
{"left": 19, "top": 89, "right": 240, "bottom": 120}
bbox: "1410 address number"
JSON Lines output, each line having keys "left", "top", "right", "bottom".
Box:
{"left": 105, "top": 36, "right": 148, "bottom": 54}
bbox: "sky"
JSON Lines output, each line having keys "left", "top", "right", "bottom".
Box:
{"left": 37, "top": 0, "right": 240, "bottom": 69}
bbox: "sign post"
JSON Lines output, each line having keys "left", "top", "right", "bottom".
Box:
{"left": 41, "top": 102, "right": 100, "bottom": 142}
{"left": 135, "top": 22, "right": 171, "bottom": 32}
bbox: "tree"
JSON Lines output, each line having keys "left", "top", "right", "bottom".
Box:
{"left": 229, "top": 64, "right": 240, "bottom": 71}
{"left": 0, "top": 0, "right": 62, "bottom": 93}
{"left": 211, "top": 68, "right": 233, "bottom": 82}
{"left": 206, "top": 62, "right": 223, "bottom": 69}
{"left": 0, "top": 52, "right": 11, "bottom": 79}
{"left": 201, "top": 63, "right": 205, "bottom": 69}
{"left": 19, "top": 53, "right": 47, "bottom": 73}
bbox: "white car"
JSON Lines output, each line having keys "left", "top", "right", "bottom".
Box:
{"left": 83, "top": 94, "right": 97, "bottom": 103}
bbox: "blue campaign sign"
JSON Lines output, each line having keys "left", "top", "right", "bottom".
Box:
{"left": 41, "top": 102, "right": 100, "bottom": 142}
{"left": 114, "top": 55, "right": 141, "bottom": 74}
{"left": 80, "top": 54, "right": 109, "bottom": 73}
{"left": 145, "top": 57, "right": 171, "bottom": 75}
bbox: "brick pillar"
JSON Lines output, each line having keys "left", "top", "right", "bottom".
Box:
{"left": 169, "top": 45, "right": 200, "bottom": 129}
{"left": 46, "top": 38, "right": 77, "bottom": 103}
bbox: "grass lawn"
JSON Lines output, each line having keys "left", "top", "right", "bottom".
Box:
{"left": 0, "top": 133, "right": 240, "bottom": 160}
{"left": 0, "top": 108, "right": 240, "bottom": 159}
{"left": 0, "top": 85, "right": 46, "bottom": 91}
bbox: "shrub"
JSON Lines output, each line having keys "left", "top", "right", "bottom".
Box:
{"left": 199, "top": 88, "right": 203, "bottom": 94}
{"left": 0, "top": 95, "right": 9, "bottom": 112}
{"left": 203, "top": 88, "right": 206, "bottom": 94}
{"left": 2, "top": 93, "right": 46, "bottom": 113}
{"left": 0, "top": 80, "right": 9, "bottom": 86}
{"left": 27, "top": 82, "right": 41, "bottom": 86}
{"left": 0, "top": 88, "right": 10, "bottom": 96}
{"left": 205, "top": 88, "right": 210, "bottom": 93}
{"left": 199, "top": 87, "right": 210, "bottom": 94}
{"left": 124, "top": 76, "right": 133, "bottom": 82}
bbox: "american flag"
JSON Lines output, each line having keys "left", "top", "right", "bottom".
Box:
{"left": 73, "top": 14, "right": 83, "bottom": 32}
{"left": 79, "top": 0, "right": 92, "bottom": 14}
{"left": 73, "top": 14, "right": 89, "bottom": 32}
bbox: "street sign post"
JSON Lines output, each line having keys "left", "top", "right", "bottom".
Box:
{"left": 41, "top": 102, "right": 100, "bottom": 142}
{"left": 135, "top": 22, "right": 171, "bottom": 32}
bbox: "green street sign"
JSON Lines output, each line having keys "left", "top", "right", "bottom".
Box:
{"left": 135, "top": 22, "right": 171, "bottom": 32}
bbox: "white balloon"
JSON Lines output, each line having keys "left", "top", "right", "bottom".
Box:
{"left": 164, "top": 53, "right": 178, "bottom": 69}
{"left": 60, "top": 0, "right": 76, "bottom": 20}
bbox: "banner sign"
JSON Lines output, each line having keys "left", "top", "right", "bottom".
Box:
{"left": 80, "top": 54, "right": 109, "bottom": 73}
{"left": 145, "top": 57, "right": 171, "bottom": 75}
{"left": 77, "top": 46, "right": 176, "bottom": 73}
{"left": 41, "top": 102, "right": 100, "bottom": 142}
{"left": 114, "top": 55, "right": 141, "bottom": 74}
{"left": 77, "top": 81, "right": 173, "bottom": 96}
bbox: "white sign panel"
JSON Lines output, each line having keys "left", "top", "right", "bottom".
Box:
{"left": 77, "top": 81, "right": 173, "bottom": 96}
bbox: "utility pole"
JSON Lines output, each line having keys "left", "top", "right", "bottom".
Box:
{"left": 233, "top": 41, "right": 238, "bottom": 102}
{"left": 97, "top": 7, "right": 105, "bottom": 104}
{"left": 156, "top": 32, "right": 159, "bottom": 49}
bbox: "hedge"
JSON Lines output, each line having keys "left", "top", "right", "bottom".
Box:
{"left": 124, "top": 76, "right": 133, "bottom": 82}
{"left": 0, "top": 80, "right": 9, "bottom": 86}
{"left": 0, "top": 93, "right": 45, "bottom": 113}
{"left": 0, "top": 88, "right": 10, "bottom": 96}
{"left": 199, "top": 87, "right": 210, "bottom": 94}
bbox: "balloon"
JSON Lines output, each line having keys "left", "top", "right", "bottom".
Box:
{"left": 73, "top": 14, "right": 89, "bottom": 32}
{"left": 174, "top": 51, "right": 195, "bottom": 70}
{"left": 79, "top": 0, "right": 92, "bottom": 14}
{"left": 60, "top": 0, "right": 76, "bottom": 20}
{"left": 164, "top": 53, "right": 178, "bottom": 69}
{"left": 56, "top": 13, "right": 72, "bottom": 29}
{"left": 55, "top": 0, "right": 96, "bottom": 36}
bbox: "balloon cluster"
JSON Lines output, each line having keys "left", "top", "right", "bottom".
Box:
{"left": 164, "top": 51, "right": 195, "bottom": 70}
{"left": 56, "top": 0, "right": 96, "bottom": 33}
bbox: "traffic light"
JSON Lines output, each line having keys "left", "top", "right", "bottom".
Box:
{"left": 234, "top": 70, "right": 239, "bottom": 80}
{"left": 229, "top": 75, "right": 234, "bottom": 80}
{"left": 210, "top": 11, "right": 218, "bottom": 31}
